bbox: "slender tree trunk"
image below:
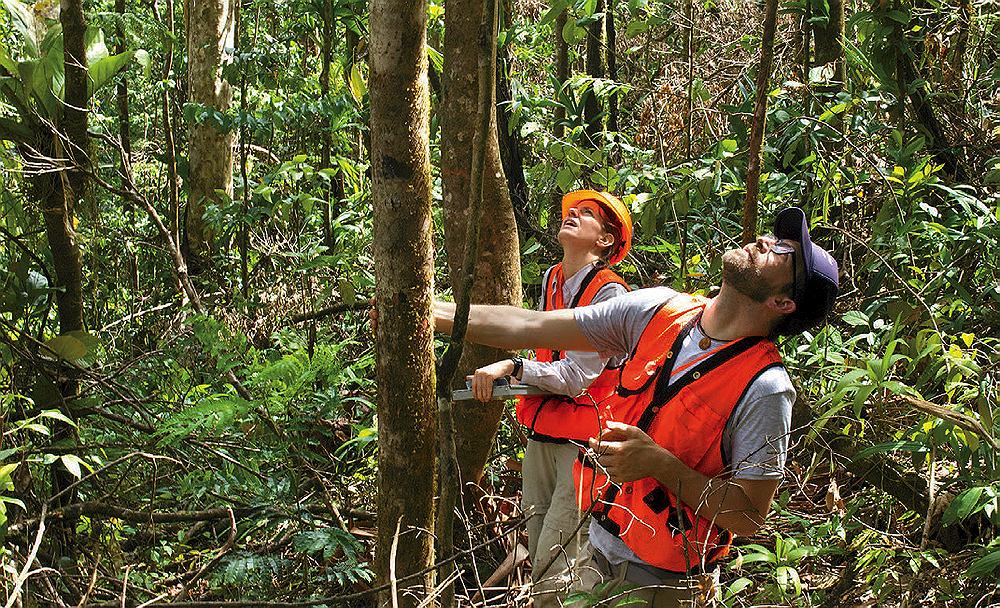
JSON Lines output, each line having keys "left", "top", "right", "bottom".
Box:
{"left": 584, "top": 0, "right": 605, "bottom": 144}
{"left": 442, "top": 0, "right": 522, "bottom": 496}
{"left": 319, "top": 0, "right": 338, "bottom": 253}
{"left": 369, "top": 0, "right": 436, "bottom": 605}
{"left": 606, "top": 0, "right": 619, "bottom": 133}
{"left": 553, "top": 8, "right": 568, "bottom": 139}
{"left": 115, "top": 0, "right": 133, "bottom": 200}
{"left": 496, "top": 49, "right": 530, "bottom": 226}
{"left": 741, "top": 0, "right": 778, "bottom": 245}
{"left": 185, "top": 0, "right": 236, "bottom": 266}
{"left": 813, "top": 0, "right": 846, "bottom": 139}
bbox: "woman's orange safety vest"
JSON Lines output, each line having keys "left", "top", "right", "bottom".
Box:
{"left": 574, "top": 293, "right": 784, "bottom": 572}
{"left": 515, "top": 263, "right": 629, "bottom": 443}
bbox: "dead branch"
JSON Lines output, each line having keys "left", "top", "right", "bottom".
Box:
{"left": 289, "top": 300, "right": 371, "bottom": 323}
{"left": 173, "top": 507, "right": 237, "bottom": 602}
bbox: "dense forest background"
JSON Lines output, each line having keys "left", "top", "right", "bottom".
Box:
{"left": 1, "top": 0, "right": 999, "bottom": 606}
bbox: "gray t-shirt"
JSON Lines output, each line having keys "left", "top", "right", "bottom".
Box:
{"left": 574, "top": 286, "right": 794, "bottom": 565}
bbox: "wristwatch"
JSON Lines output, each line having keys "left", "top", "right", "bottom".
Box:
{"left": 509, "top": 357, "right": 523, "bottom": 381}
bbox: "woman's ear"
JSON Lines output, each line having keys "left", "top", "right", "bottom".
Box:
{"left": 596, "top": 231, "right": 615, "bottom": 250}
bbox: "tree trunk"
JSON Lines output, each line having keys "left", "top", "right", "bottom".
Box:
{"left": 442, "top": 0, "right": 522, "bottom": 494}
{"left": 584, "top": 0, "right": 605, "bottom": 144}
{"left": 319, "top": 0, "right": 338, "bottom": 254}
{"left": 553, "top": 8, "right": 569, "bottom": 139}
{"left": 496, "top": 49, "right": 530, "bottom": 227}
{"left": 115, "top": 0, "right": 133, "bottom": 203}
{"left": 606, "top": 0, "right": 619, "bottom": 133}
{"left": 813, "top": 0, "right": 846, "bottom": 137}
{"left": 185, "top": 0, "right": 235, "bottom": 265}
{"left": 369, "top": 0, "right": 436, "bottom": 605}
{"left": 740, "top": 0, "right": 778, "bottom": 245}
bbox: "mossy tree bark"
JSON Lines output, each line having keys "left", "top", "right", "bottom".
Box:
{"left": 441, "top": 0, "right": 523, "bottom": 496}
{"left": 369, "top": 0, "right": 436, "bottom": 604}
{"left": 184, "top": 0, "right": 235, "bottom": 267}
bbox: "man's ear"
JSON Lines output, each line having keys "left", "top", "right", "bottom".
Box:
{"left": 767, "top": 294, "right": 797, "bottom": 315}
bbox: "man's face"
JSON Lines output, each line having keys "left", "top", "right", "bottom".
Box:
{"left": 722, "top": 235, "right": 800, "bottom": 303}
{"left": 558, "top": 200, "right": 614, "bottom": 250}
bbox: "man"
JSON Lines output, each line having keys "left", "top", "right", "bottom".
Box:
{"left": 435, "top": 207, "right": 838, "bottom": 606}
{"left": 469, "top": 190, "right": 632, "bottom": 607}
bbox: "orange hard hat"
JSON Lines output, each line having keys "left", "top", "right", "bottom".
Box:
{"left": 561, "top": 190, "right": 633, "bottom": 265}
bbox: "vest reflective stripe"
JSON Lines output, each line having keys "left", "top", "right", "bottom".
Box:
{"left": 573, "top": 293, "right": 784, "bottom": 572}
{"left": 515, "top": 264, "right": 629, "bottom": 443}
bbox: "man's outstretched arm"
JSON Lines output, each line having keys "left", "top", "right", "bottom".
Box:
{"left": 433, "top": 301, "right": 596, "bottom": 352}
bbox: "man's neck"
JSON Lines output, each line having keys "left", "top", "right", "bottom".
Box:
{"left": 700, "top": 286, "right": 774, "bottom": 341}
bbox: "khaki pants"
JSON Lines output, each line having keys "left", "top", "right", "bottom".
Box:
{"left": 521, "top": 440, "right": 590, "bottom": 608}
{"left": 568, "top": 542, "right": 715, "bottom": 608}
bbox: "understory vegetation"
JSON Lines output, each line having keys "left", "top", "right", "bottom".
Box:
{"left": 2, "top": 0, "right": 999, "bottom": 606}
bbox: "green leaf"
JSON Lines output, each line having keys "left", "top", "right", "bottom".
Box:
{"left": 338, "top": 278, "right": 356, "bottom": 305}
{"left": 0, "top": 0, "right": 40, "bottom": 56}
{"left": 852, "top": 440, "right": 929, "bottom": 461}
{"left": 59, "top": 454, "right": 89, "bottom": 478}
{"left": 841, "top": 310, "right": 869, "bottom": 326}
{"left": 538, "top": 0, "right": 572, "bottom": 26}
{"left": 88, "top": 50, "right": 136, "bottom": 96}
{"left": 967, "top": 549, "right": 1000, "bottom": 578}
{"left": 562, "top": 19, "right": 586, "bottom": 45}
{"left": 942, "top": 487, "right": 984, "bottom": 525}
{"left": 22, "top": 423, "right": 50, "bottom": 435}
{"left": 0, "top": 463, "right": 18, "bottom": 484}
{"left": 39, "top": 409, "right": 76, "bottom": 426}
{"left": 835, "top": 369, "right": 869, "bottom": 392}
{"left": 42, "top": 335, "right": 87, "bottom": 361}
{"left": 84, "top": 25, "right": 109, "bottom": 65}
{"left": 348, "top": 63, "right": 366, "bottom": 107}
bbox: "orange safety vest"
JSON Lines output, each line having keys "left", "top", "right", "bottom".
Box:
{"left": 515, "top": 263, "right": 629, "bottom": 443}
{"left": 574, "top": 293, "right": 784, "bottom": 573}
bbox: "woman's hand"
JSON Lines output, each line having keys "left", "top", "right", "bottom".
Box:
{"left": 471, "top": 359, "right": 516, "bottom": 402}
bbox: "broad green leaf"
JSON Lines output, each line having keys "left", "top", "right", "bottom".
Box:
{"left": 834, "top": 369, "right": 869, "bottom": 393}
{"left": 339, "top": 278, "right": 356, "bottom": 304}
{"left": 60, "top": 454, "right": 82, "bottom": 478}
{"left": 39, "top": 409, "right": 76, "bottom": 426}
{"left": 841, "top": 310, "right": 869, "bottom": 326}
{"left": 538, "top": 0, "right": 572, "bottom": 26}
{"left": 562, "top": 20, "right": 586, "bottom": 45}
{"left": 967, "top": 549, "right": 1000, "bottom": 578}
{"left": 88, "top": 51, "right": 136, "bottom": 96}
{"left": 852, "top": 440, "right": 929, "bottom": 461}
{"left": 625, "top": 20, "right": 649, "bottom": 37}
{"left": 84, "top": 25, "right": 110, "bottom": 65}
{"left": 133, "top": 49, "right": 151, "bottom": 78}
{"left": 0, "top": 0, "right": 40, "bottom": 56}
{"left": 348, "top": 63, "right": 366, "bottom": 106}
{"left": 0, "top": 463, "right": 18, "bottom": 483}
{"left": 0, "top": 45, "right": 18, "bottom": 75}
{"left": 42, "top": 335, "right": 87, "bottom": 360}
{"left": 942, "top": 487, "right": 984, "bottom": 525}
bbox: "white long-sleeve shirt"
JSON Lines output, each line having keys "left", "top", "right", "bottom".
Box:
{"left": 518, "top": 262, "right": 629, "bottom": 397}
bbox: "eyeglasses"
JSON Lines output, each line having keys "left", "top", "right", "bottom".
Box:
{"left": 770, "top": 239, "right": 798, "bottom": 303}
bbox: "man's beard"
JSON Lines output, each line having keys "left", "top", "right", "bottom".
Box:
{"left": 721, "top": 248, "right": 773, "bottom": 303}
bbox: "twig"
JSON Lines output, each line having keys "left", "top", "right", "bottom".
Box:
{"left": 5, "top": 504, "right": 47, "bottom": 608}
{"left": 289, "top": 300, "right": 370, "bottom": 323}
{"left": 74, "top": 554, "right": 101, "bottom": 608}
{"left": 77, "top": 518, "right": 526, "bottom": 608}
{"left": 173, "top": 508, "right": 237, "bottom": 602}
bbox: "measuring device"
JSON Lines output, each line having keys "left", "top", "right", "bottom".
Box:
{"left": 451, "top": 377, "right": 550, "bottom": 401}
